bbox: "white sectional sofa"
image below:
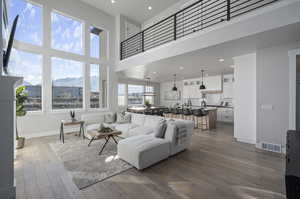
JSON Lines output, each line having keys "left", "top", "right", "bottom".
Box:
{"left": 81, "top": 112, "right": 194, "bottom": 170}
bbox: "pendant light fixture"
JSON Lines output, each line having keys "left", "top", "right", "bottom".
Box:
{"left": 172, "top": 74, "right": 178, "bottom": 91}
{"left": 143, "top": 77, "right": 156, "bottom": 96}
{"left": 199, "top": 69, "right": 206, "bottom": 90}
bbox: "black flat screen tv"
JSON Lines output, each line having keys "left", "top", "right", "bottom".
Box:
{"left": 3, "top": 15, "right": 19, "bottom": 74}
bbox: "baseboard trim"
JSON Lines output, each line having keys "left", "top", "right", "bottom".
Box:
{"left": 236, "top": 137, "right": 256, "bottom": 145}
{"left": 24, "top": 126, "right": 81, "bottom": 139}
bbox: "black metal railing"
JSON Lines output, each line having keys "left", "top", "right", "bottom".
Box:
{"left": 120, "top": 0, "right": 278, "bottom": 60}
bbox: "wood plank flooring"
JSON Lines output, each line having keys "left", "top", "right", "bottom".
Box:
{"left": 15, "top": 123, "right": 286, "bottom": 199}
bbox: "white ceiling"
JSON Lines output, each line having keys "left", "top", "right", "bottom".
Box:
{"left": 80, "top": 0, "right": 180, "bottom": 23}
{"left": 118, "top": 22, "right": 300, "bottom": 82}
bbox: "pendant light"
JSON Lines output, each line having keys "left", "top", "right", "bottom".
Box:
{"left": 143, "top": 77, "right": 156, "bottom": 96}
{"left": 172, "top": 74, "right": 178, "bottom": 91}
{"left": 199, "top": 69, "right": 206, "bottom": 90}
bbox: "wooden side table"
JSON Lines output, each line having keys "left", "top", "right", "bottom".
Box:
{"left": 59, "top": 120, "right": 85, "bottom": 143}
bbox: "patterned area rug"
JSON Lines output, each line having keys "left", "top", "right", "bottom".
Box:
{"left": 49, "top": 136, "right": 133, "bottom": 190}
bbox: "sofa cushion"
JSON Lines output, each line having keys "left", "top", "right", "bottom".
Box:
{"left": 144, "top": 116, "right": 165, "bottom": 127}
{"left": 154, "top": 121, "right": 167, "bottom": 138}
{"left": 128, "top": 126, "right": 154, "bottom": 137}
{"left": 131, "top": 113, "right": 145, "bottom": 126}
{"left": 116, "top": 112, "right": 131, "bottom": 124}
{"left": 118, "top": 135, "right": 170, "bottom": 170}
{"left": 104, "top": 113, "right": 116, "bottom": 124}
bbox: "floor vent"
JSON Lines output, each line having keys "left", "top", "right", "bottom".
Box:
{"left": 261, "top": 142, "right": 282, "bottom": 153}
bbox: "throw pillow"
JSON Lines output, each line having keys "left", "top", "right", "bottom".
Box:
{"left": 104, "top": 113, "right": 116, "bottom": 124}
{"left": 116, "top": 112, "right": 131, "bottom": 124}
{"left": 154, "top": 120, "right": 168, "bottom": 138}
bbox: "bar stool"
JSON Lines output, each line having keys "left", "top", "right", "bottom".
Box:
{"left": 175, "top": 108, "right": 183, "bottom": 119}
{"left": 163, "top": 108, "right": 171, "bottom": 118}
{"left": 183, "top": 108, "right": 194, "bottom": 121}
{"left": 193, "top": 109, "right": 209, "bottom": 130}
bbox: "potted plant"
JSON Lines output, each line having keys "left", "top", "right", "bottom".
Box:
{"left": 144, "top": 100, "right": 151, "bottom": 108}
{"left": 16, "top": 86, "right": 28, "bottom": 149}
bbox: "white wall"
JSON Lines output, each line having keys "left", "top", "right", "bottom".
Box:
{"left": 233, "top": 53, "right": 257, "bottom": 144}
{"left": 256, "top": 42, "right": 300, "bottom": 150}
{"left": 142, "top": 0, "right": 191, "bottom": 29}
{"left": 160, "top": 80, "right": 183, "bottom": 107}
{"left": 16, "top": 0, "right": 117, "bottom": 138}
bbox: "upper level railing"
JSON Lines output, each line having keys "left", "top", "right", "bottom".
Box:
{"left": 120, "top": 0, "right": 278, "bottom": 60}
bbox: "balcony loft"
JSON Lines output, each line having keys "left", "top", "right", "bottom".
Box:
{"left": 120, "top": 0, "right": 281, "bottom": 61}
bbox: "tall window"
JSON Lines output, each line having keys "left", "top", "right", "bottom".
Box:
{"left": 51, "top": 57, "right": 83, "bottom": 109}
{"left": 90, "top": 64, "right": 100, "bottom": 108}
{"left": 9, "top": 49, "right": 42, "bottom": 111}
{"left": 118, "top": 84, "right": 126, "bottom": 106}
{"left": 8, "top": 0, "right": 42, "bottom": 45}
{"left": 145, "top": 86, "right": 155, "bottom": 105}
{"left": 90, "top": 26, "right": 101, "bottom": 58}
{"left": 128, "top": 85, "right": 144, "bottom": 105}
{"left": 51, "top": 11, "right": 83, "bottom": 55}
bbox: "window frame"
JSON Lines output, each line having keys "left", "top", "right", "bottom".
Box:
{"left": 9, "top": 0, "right": 44, "bottom": 46}
{"left": 10, "top": 48, "right": 44, "bottom": 113}
{"left": 9, "top": 2, "right": 110, "bottom": 114}
{"left": 127, "top": 84, "right": 145, "bottom": 106}
{"left": 50, "top": 56, "right": 85, "bottom": 111}
{"left": 50, "top": 9, "right": 85, "bottom": 56}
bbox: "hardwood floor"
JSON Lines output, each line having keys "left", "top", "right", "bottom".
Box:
{"left": 15, "top": 123, "right": 286, "bottom": 199}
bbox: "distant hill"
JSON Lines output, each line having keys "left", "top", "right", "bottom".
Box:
{"left": 53, "top": 76, "right": 99, "bottom": 91}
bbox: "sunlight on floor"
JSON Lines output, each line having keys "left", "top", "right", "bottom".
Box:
{"left": 105, "top": 155, "right": 119, "bottom": 163}
{"left": 232, "top": 185, "right": 286, "bottom": 199}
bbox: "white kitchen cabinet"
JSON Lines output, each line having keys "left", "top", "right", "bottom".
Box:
{"left": 217, "top": 108, "right": 234, "bottom": 123}
{"left": 204, "top": 76, "right": 222, "bottom": 92}
{"left": 222, "top": 74, "right": 234, "bottom": 99}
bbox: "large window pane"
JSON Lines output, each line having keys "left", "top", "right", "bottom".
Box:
{"left": 9, "top": 49, "right": 42, "bottom": 111}
{"left": 8, "top": 0, "right": 42, "bottom": 45}
{"left": 145, "top": 86, "right": 155, "bottom": 105}
{"left": 118, "top": 84, "right": 126, "bottom": 106}
{"left": 51, "top": 11, "right": 83, "bottom": 55}
{"left": 90, "top": 64, "right": 100, "bottom": 108}
{"left": 52, "top": 57, "right": 83, "bottom": 109}
{"left": 128, "top": 85, "right": 144, "bottom": 105}
{"left": 90, "top": 26, "right": 101, "bottom": 58}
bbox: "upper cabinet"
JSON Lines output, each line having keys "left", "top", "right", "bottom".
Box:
{"left": 203, "top": 76, "right": 222, "bottom": 93}
{"left": 222, "top": 74, "right": 234, "bottom": 99}
{"left": 183, "top": 75, "right": 222, "bottom": 98}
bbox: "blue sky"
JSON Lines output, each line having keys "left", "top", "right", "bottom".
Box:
{"left": 8, "top": 0, "right": 101, "bottom": 86}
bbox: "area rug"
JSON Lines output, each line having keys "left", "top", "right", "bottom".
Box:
{"left": 49, "top": 136, "right": 133, "bottom": 190}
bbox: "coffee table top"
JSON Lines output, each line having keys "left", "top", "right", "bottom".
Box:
{"left": 87, "top": 129, "right": 122, "bottom": 139}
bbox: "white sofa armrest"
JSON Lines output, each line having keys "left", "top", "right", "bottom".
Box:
{"left": 164, "top": 120, "right": 193, "bottom": 156}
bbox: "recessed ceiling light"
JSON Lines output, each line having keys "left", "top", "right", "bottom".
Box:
{"left": 148, "top": 6, "right": 152, "bottom": 10}
{"left": 179, "top": 66, "right": 184, "bottom": 70}
{"left": 153, "top": 71, "right": 157, "bottom": 74}
{"left": 219, "top": 58, "right": 225, "bottom": 62}
{"left": 111, "top": 0, "right": 116, "bottom": 3}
